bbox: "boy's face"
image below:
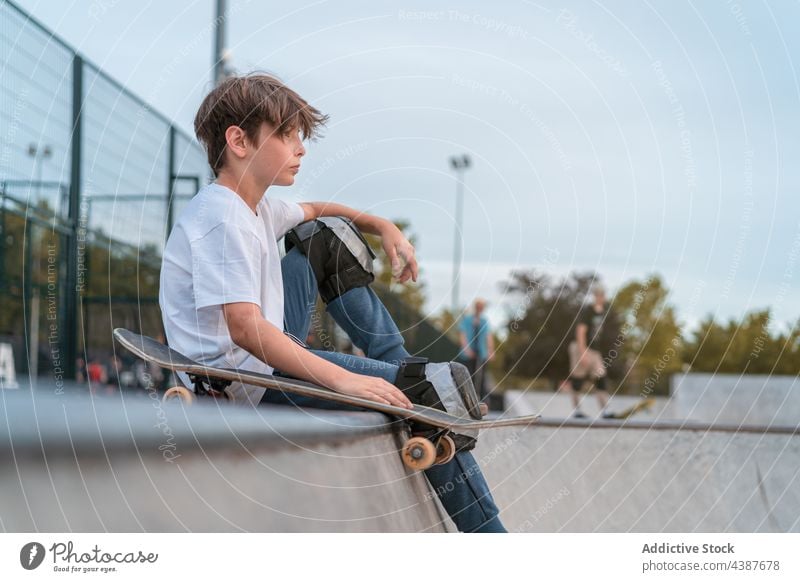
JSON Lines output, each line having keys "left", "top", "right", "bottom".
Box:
{"left": 247, "top": 122, "right": 306, "bottom": 187}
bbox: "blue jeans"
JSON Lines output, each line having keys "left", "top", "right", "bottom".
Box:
{"left": 261, "top": 248, "right": 505, "bottom": 533}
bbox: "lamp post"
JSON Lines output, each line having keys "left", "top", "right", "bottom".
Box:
{"left": 213, "top": 0, "right": 232, "bottom": 86}
{"left": 449, "top": 154, "right": 471, "bottom": 313}
{"left": 26, "top": 143, "right": 51, "bottom": 382}
{"left": 27, "top": 143, "right": 52, "bottom": 204}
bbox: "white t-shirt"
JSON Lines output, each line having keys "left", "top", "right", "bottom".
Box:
{"left": 159, "top": 183, "right": 304, "bottom": 388}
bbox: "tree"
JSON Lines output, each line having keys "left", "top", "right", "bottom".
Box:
{"left": 612, "top": 274, "right": 682, "bottom": 395}
{"left": 363, "top": 219, "right": 426, "bottom": 313}
{"left": 497, "top": 270, "right": 606, "bottom": 388}
{"left": 683, "top": 310, "right": 800, "bottom": 376}
{"left": 773, "top": 318, "right": 800, "bottom": 375}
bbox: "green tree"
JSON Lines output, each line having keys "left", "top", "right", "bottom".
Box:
{"left": 683, "top": 310, "right": 800, "bottom": 376}
{"left": 430, "top": 307, "right": 459, "bottom": 343}
{"left": 773, "top": 319, "right": 800, "bottom": 375}
{"left": 497, "top": 270, "right": 606, "bottom": 388}
{"left": 363, "top": 219, "right": 426, "bottom": 312}
{"left": 612, "top": 274, "right": 682, "bottom": 395}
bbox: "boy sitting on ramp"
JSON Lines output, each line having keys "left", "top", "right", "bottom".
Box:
{"left": 159, "top": 74, "right": 505, "bottom": 533}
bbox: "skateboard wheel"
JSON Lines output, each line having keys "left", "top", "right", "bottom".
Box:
{"left": 163, "top": 386, "right": 195, "bottom": 405}
{"left": 434, "top": 435, "right": 456, "bottom": 465}
{"left": 401, "top": 436, "right": 437, "bottom": 471}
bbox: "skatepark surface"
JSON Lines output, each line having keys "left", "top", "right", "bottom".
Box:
{"left": 1, "top": 375, "right": 798, "bottom": 532}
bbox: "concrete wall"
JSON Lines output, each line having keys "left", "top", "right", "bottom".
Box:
{"left": 474, "top": 422, "right": 800, "bottom": 532}
{"left": 3, "top": 389, "right": 797, "bottom": 533}
{"left": 668, "top": 373, "right": 800, "bottom": 426}
{"left": 0, "top": 391, "right": 452, "bottom": 532}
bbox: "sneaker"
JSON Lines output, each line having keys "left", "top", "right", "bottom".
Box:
{"left": 601, "top": 411, "right": 616, "bottom": 419}
{"left": 572, "top": 410, "right": 587, "bottom": 419}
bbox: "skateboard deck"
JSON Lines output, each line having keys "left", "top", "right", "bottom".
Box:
{"left": 114, "top": 328, "right": 541, "bottom": 432}
{"left": 608, "top": 397, "right": 655, "bottom": 420}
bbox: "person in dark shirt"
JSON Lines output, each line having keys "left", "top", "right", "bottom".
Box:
{"left": 562, "top": 285, "right": 612, "bottom": 418}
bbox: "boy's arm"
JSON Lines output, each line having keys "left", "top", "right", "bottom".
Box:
{"left": 299, "top": 202, "right": 418, "bottom": 283}
{"left": 223, "top": 302, "right": 412, "bottom": 409}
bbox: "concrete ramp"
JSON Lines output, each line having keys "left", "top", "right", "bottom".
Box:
{"left": 3, "top": 388, "right": 798, "bottom": 532}
{"left": 0, "top": 390, "right": 452, "bottom": 532}
{"left": 474, "top": 419, "right": 800, "bottom": 532}
{"left": 668, "top": 372, "right": 800, "bottom": 426}
{"left": 504, "top": 389, "right": 671, "bottom": 420}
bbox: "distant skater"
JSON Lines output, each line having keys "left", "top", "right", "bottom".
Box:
{"left": 561, "top": 286, "right": 612, "bottom": 418}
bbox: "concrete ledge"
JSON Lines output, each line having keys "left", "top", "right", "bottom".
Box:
{"left": 534, "top": 416, "right": 800, "bottom": 435}
{"left": 1, "top": 390, "right": 399, "bottom": 458}
{"left": 0, "top": 390, "right": 452, "bottom": 532}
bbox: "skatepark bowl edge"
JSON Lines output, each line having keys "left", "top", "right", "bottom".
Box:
{"left": 1, "top": 385, "right": 798, "bottom": 533}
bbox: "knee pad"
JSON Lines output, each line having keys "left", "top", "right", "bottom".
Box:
{"left": 285, "top": 217, "right": 376, "bottom": 304}
{"left": 394, "top": 357, "right": 482, "bottom": 452}
{"left": 570, "top": 376, "right": 584, "bottom": 392}
{"left": 594, "top": 376, "right": 607, "bottom": 391}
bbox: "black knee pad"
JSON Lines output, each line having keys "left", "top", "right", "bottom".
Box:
{"left": 394, "top": 357, "right": 482, "bottom": 452}
{"left": 570, "top": 376, "right": 584, "bottom": 392}
{"left": 285, "top": 217, "right": 376, "bottom": 304}
{"left": 594, "top": 376, "right": 607, "bottom": 391}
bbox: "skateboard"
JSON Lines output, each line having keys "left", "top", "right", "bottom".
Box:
{"left": 607, "top": 397, "right": 655, "bottom": 420}
{"left": 114, "top": 328, "right": 541, "bottom": 471}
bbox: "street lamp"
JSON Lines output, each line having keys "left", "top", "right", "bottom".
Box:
{"left": 213, "top": 0, "right": 234, "bottom": 86}
{"left": 26, "top": 142, "right": 52, "bottom": 382}
{"left": 27, "top": 143, "right": 52, "bottom": 204}
{"left": 449, "top": 154, "right": 471, "bottom": 313}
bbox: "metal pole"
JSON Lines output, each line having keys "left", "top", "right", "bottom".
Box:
{"left": 64, "top": 54, "right": 83, "bottom": 381}
{"left": 27, "top": 149, "right": 42, "bottom": 382}
{"left": 23, "top": 219, "right": 35, "bottom": 382}
{"left": 451, "top": 169, "right": 464, "bottom": 312}
{"left": 213, "top": 0, "right": 227, "bottom": 86}
{"left": 449, "top": 154, "right": 471, "bottom": 313}
{"left": 29, "top": 275, "right": 39, "bottom": 382}
{"left": 166, "top": 125, "right": 176, "bottom": 241}
{"left": 0, "top": 187, "right": 5, "bottom": 300}
{"left": 35, "top": 152, "right": 42, "bottom": 203}
{"left": 25, "top": 144, "right": 51, "bottom": 382}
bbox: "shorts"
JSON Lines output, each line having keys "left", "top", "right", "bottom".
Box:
{"left": 568, "top": 341, "right": 606, "bottom": 383}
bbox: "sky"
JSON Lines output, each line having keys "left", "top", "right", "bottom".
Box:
{"left": 14, "top": 0, "right": 800, "bottom": 334}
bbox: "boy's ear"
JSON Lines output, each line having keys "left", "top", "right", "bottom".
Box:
{"left": 224, "top": 125, "right": 249, "bottom": 160}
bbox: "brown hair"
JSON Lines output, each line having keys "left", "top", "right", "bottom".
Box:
{"left": 194, "top": 73, "right": 328, "bottom": 176}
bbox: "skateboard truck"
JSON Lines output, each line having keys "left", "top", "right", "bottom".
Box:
{"left": 189, "top": 373, "right": 231, "bottom": 398}
{"left": 162, "top": 373, "right": 231, "bottom": 404}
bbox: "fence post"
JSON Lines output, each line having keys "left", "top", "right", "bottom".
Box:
{"left": 167, "top": 125, "right": 176, "bottom": 240}
{"left": 64, "top": 54, "right": 83, "bottom": 381}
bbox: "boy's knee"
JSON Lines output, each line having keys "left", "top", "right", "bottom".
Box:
{"left": 282, "top": 246, "right": 312, "bottom": 270}
{"left": 284, "top": 217, "right": 375, "bottom": 304}
{"left": 282, "top": 247, "right": 317, "bottom": 295}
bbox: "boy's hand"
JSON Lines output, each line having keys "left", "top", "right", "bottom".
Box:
{"left": 379, "top": 220, "right": 418, "bottom": 283}
{"left": 329, "top": 372, "right": 414, "bottom": 409}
